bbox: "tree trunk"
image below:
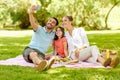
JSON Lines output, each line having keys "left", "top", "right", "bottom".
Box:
{"left": 105, "top": 1, "right": 120, "bottom": 29}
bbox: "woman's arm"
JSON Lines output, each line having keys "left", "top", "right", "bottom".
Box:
{"left": 80, "top": 28, "right": 89, "bottom": 47}
{"left": 74, "top": 28, "right": 89, "bottom": 58}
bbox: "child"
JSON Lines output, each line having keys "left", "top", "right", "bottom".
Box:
{"left": 51, "top": 26, "right": 79, "bottom": 64}
{"left": 52, "top": 27, "right": 68, "bottom": 61}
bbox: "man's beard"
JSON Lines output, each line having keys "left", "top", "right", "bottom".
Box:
{"left": 46, "top": 26, "right": 54, "bottom": 30}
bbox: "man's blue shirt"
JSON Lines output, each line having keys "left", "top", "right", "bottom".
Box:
{"left": 29, "top": 26, "right": 55, "bottom": 54}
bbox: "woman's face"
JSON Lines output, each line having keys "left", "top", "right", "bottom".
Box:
{"left": 56, "top": 28, "right": 63, "bottom": 38}
{"left": 62, "top": 17, "right": 71, "bottom": 28}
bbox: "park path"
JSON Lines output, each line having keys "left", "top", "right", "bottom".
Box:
{"left": 0, "top": 30, "right": 120, "bottom": 37}
{"left": 0, "top": 30, "right": 33, "bottom": 37}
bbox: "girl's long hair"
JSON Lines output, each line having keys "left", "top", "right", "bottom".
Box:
{"left": 53, "top": 26, "right": 65, "bottom": 40}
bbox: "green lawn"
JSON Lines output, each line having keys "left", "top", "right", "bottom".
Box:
{"left": 0, "top": 30, "right": 120, "bottom": 80}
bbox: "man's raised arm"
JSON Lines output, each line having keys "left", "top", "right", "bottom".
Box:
{"left": 28, "top": 5, "right": 38, "bottom": 31}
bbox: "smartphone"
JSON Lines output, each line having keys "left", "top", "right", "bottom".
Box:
{"left": 35, "top": 5, "right": 41, "bottom": 11}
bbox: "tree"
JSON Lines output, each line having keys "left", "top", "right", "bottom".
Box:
{"left": 47, "top": 0, "right": 103, "bottom": 30}
{"left": 9, "top": 0, "right": 31, "bottom": 29}
{"left": 35, "top": 0, "right": 52, "bottom": 26}
{"left": 0, "top": 0, "right": 11, "bottom": 28}
{"left": 105, "top": 0, "right": 120, "bottom": 29}
{"left": 0, "top": 0, "right": 120, "bottom": 30}
{"left": 0, "top": 0, "right": 31, "bottom": 29}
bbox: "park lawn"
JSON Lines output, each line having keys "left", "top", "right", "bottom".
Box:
{"left": 0, "top": 31, "right": 120, "bottom": 80}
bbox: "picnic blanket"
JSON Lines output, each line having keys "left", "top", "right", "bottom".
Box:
{"left": 0, "top": 55, "right": 106, "bottom": 68}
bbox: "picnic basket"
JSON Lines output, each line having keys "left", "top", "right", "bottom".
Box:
{"left": 100, "top": 43, "right": 119, "bottom": 59}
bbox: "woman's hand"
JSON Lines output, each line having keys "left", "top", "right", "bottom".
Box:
{"left": 75, "top": 48, "right": 80, "bottom": 58}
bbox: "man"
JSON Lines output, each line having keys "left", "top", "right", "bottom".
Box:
{"left": 22, "top": 5, "right": 59, "bottom": 71}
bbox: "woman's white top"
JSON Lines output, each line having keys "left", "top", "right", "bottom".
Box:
{"left": 65, "top": 27, "right": 89, "bottom": 57}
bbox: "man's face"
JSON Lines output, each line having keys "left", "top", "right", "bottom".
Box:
{"left": 46, "top": 18, "right": 57, "bottom": 29}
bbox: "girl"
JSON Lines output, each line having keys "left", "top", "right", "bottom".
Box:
{"left": 52, "top": 27, "right": 68, "bottom": 60}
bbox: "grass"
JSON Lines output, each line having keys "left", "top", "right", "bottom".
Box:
{"left": 0, "top": 30, "right": 120, "bottom": 80}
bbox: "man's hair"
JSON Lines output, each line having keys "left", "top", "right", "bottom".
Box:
{"left": 52, "top": 17, "right": 59, "bottom": 26}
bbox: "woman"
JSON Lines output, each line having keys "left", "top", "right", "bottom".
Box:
{"left": 62, "top": 15, "right": 111, "bottom": 67}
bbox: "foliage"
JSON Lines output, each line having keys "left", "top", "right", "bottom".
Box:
{"left": 9, "top": 0, "right": 31, "bottom": 29}
{"left": 10, "top": 10, "right": 30, "bottom": 29}
{"left": 104, "top": 0, "right": 120, "bottom": 29}
{"left": 47, "top": 0, "right": 105, "bottom": 30}
{"left": 35, "top": 0, "right": 52, "bottom": 26}
{"left": 0, "top": 0, "right": 11, "bottom": 28}
{"left": 0, "top": 0, "right": 30, "bottom": 29}
{"left": 0, "top": 0, "right": 120, "bottom": 30}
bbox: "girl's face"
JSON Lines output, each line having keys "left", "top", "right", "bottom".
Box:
{"left": 56, "top": 28, "right": 63, "bottom": 38}
{"left": 62, "top": 17, "right": 71, "bottom": 28}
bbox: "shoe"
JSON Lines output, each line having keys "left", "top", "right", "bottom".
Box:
{"left": 103, "top": 58, "right": 111, "bottom": 67}
{"left": 110, "top": 56, "right": 120, "bottom": 68}
{"left": 35, "top": 60, "right": 47, "bottom": 71}
{"left": 45, "top": 57, "right": 55, "bottom": 70}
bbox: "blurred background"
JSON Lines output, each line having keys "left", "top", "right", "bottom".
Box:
{"left": 0, "top": 0, "right": 120, "bottom": 30}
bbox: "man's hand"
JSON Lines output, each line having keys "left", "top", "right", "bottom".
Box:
{"left": 28, "top": 5, "right": 36, "bottom": 14}
{"left": 45, "top": 54, "right": 51, "bottom": 60}
{"left": 28, "top": 5, "right": 38, "bottom": 31}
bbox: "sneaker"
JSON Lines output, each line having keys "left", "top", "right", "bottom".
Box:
{"left": 103, "top": 58, "right": 111, "bottom": 67}
{"left": 110, "top": 56, "right": 120, "bottom": 68}
{"left": 46, "top": 57, "right": 55, "bottom": 70}
{"left": 35, "top": 60, "right": 47, "bottom": 71}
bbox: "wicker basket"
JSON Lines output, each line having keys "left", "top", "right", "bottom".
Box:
{"left": 100, "top": 43, "right": 118, "bottom": 59}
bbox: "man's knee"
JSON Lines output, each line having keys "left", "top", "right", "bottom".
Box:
{"left": 29, "top": 52, "right": 38, "bottom": 59}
